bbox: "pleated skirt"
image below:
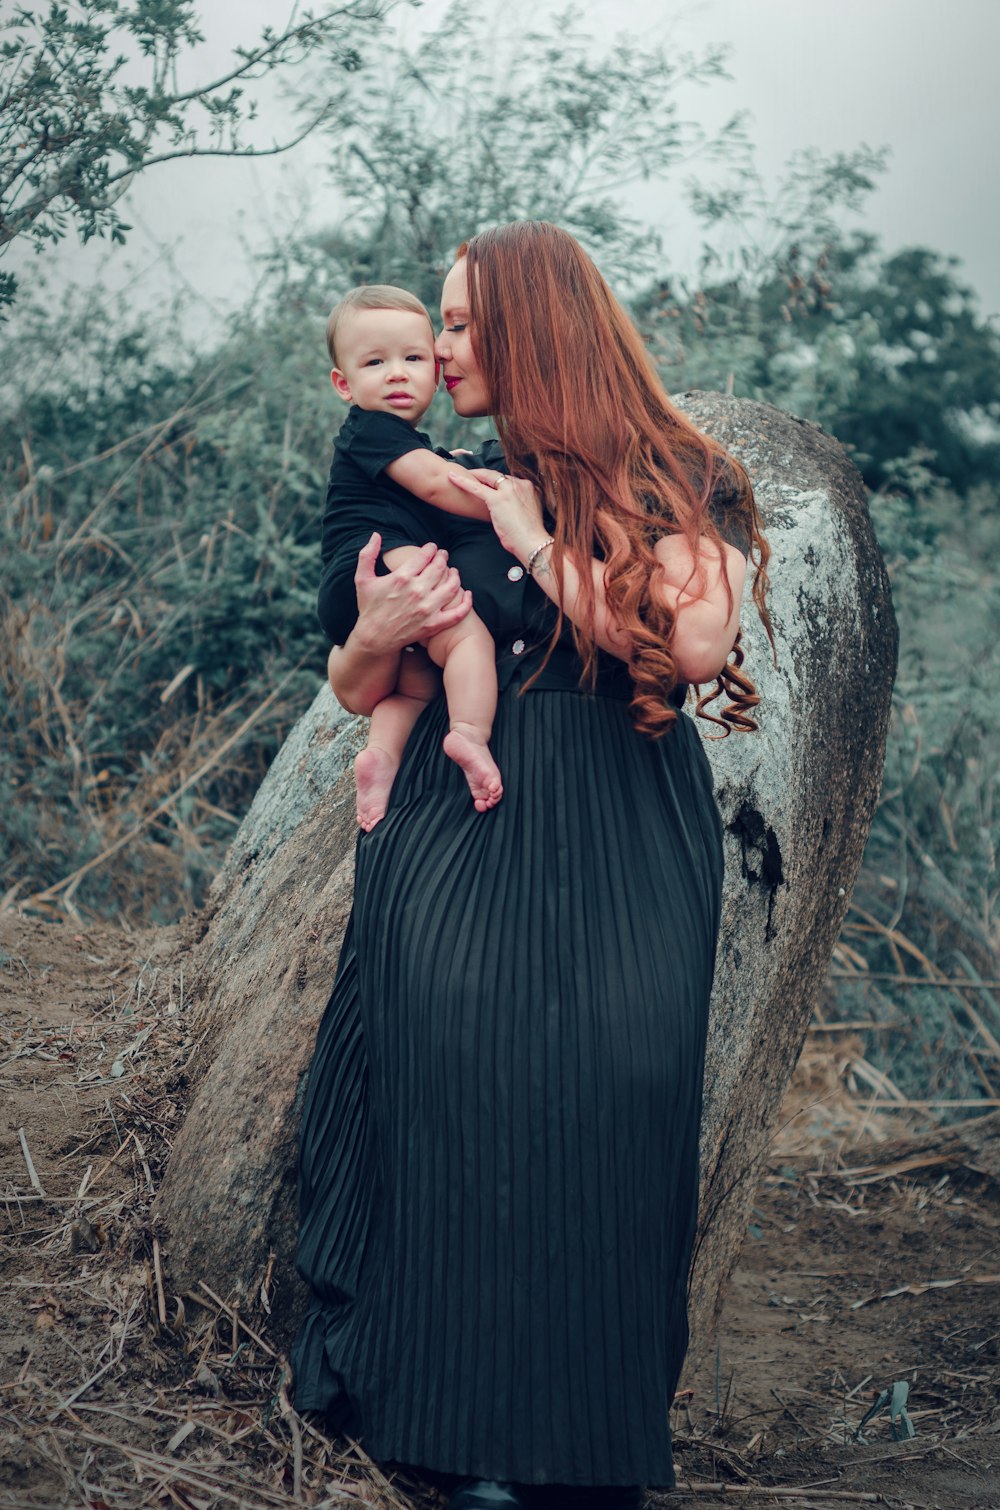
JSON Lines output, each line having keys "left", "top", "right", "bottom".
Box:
{"left": 292, "top": 684, "right": 724, "bottom": 1487}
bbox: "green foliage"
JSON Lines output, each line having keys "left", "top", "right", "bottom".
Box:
{"left": 835, "top": 474, "right": 999, "bottom": 1114}
{"left": 287, "top": 0, "right": 745, "bottom": 308}
{"left": 0, "top": 0, "right": 393, "bottom": 310}
{"left": 855, "top": 1381, "right": 915, "bottom": 1443}
{"left": 821, "top": 246, "right": 1000, "bottom": 494}
{"left": 0, "top": 283, "right": 334, "bottom": 919}
{"left": 637, "top": 173, "right": 1000, "bottom": 497}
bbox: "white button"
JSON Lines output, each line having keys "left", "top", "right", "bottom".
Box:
{"left": 512, "top": 639, "right": 526, "bottom": 656}
{"left": 507, "top": 564, "right": 524, "bottom": 582}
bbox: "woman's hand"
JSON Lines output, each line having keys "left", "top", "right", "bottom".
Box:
{"left": 448, "top": 469, "right": 549, "bottom": 563}
{"left": 449, "top": 471, "right": 745, "bottom": 681}
{"left": 328, "top": 533, "right": 471, "bottom": 717}
{"left": 353, "top": 531, "right": 472, "bottom": 653}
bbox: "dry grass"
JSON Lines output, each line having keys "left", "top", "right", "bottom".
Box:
{"left": 3, "top": 937, "right": 999, "bottom": 1509}
{"left": 1, "top": 396, "right": 318, "bottom": 927}
{"left": 0, "top": 576, "right": 305, "bottom": 926}
{"left": 1, "top": 950, "right": 423, "bottom": 1510}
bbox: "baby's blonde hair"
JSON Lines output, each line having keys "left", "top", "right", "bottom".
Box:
{"left": 326, "top": 285, "right": 433, "bottom": 365}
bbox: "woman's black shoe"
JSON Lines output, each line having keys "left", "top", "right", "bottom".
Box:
{"left": 526, "top": 1487, "right": 643, "bottom": 1510}
{"left": 600, "top": 1491, "right": 641, "bottom": 1510}
{"left": 448, "top": 1482, "right": 528, "bottom": 1510}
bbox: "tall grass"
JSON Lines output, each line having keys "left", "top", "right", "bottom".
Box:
{"left": 1, "top": 290, "right": 332, "bottom": 922}
{"left": 828, "top": 481, "right": 999, "bottom": 1118}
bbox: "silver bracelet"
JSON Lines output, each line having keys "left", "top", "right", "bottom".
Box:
{"left": 526, "top": 537, "right": 555, "bottom": 576}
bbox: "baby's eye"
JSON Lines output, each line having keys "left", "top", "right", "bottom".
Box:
{"left": 406, "top": 353, "right": 427, "bottom": 362}
{"left": 364, "top": 358, "right": 383, "bottom": 367}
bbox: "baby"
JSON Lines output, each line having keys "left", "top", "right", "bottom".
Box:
{"left": 324, "top": 285, "right": 502, "bottom": 830}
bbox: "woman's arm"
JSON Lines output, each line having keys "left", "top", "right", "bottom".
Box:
{"left": 447, "top": 472, "right": 746, "bottom": 684}
{"left": 328, "top": 532, "right": 472, "bottom": 716}
{"left": 653, "top": 534, "right": 746, "bottom": 681}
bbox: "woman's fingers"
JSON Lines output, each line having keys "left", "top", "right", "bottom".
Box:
{"left": 449, "top": 471, "right": 546, "bottom": 560}
{"left": 423, "top": 587, "right": 473, "bottom": 635}
{"left": 420, "top": 546, "right": 451, "bottom": 584}
{"left": 420, "top": 559, "right": 470, "bottom": 628}
{"left": 447, "top": 469, "right": 488, "bottom": 498}
{"left": 352, "top": 536, "right": 471, "bottom": 647}
{"left": 424, "top": 563, "right": 464, "bottom": 610}
{"left": 353, "top": 530, "right": 383, "bottom": 583}
{"left": 394, "top": 542, "right": 447, "bottom": 583}
{"left": 390, "top": 547, "right": 468, "bottom": 624}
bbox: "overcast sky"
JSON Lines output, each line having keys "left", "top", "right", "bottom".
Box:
{"left": 13, "top": 0, "right": 1000, "bottom": 333}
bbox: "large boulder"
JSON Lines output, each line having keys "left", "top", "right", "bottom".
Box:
{"left": 156, "top": 394, "right": 897, "bottom": 1380}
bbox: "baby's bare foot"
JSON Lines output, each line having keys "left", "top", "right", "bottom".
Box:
{"left": 442, "top": 729, "right": 503, "bottom": 813}
{"left": 354, "top": 747, "right": 399, "bottom": 832}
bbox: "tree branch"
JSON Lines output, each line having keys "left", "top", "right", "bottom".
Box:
{"left": 164, "top": 2, "right": 388, "bottom": 108}
{"left": 0, "top": 107, "right": 331, "bottom": 250}
{"left": 101, "top": 108, "right": 330, "bottom": 184}
{"left": 0, "top": 0, "right": 395, "bottom": 270}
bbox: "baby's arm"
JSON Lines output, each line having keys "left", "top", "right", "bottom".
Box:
{"left": 386, "top": 449, "right": 492, "bottom": 521}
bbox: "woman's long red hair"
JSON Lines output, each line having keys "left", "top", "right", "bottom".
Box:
{"left": 460, "top": 222, "right": 773, "bottom": 736}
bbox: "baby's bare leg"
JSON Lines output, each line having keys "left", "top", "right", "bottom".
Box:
{"left": 381, "top": 543, "right": 501, "bottom": 813}
{"left": 353, "top": 544, "right": 444, "bottom": 830}
{"left": 355, "top": 649, "right": 438, "bottom": 832}
{"left": 425, "top": 614, "right": 502, "bottom": 813}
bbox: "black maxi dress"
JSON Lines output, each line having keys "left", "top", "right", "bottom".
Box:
{"left": 293, "top": 461, "right": 748, "bottom": 1489}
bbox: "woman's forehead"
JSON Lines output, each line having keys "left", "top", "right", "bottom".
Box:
{"left": 440, "top": 258, "right": 469, "bottom": 317}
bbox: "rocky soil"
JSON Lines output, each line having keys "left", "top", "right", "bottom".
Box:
{"left": 2, "top": 914, "right": 997, "bottom": 1510}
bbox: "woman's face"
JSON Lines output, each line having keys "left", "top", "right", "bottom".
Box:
{"left": 435, "top": 259, "right": 490, "bottom": 418}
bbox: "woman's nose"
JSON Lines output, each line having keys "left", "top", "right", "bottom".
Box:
{"left": 434, "top": 330, "right": 450, "bottom": 361}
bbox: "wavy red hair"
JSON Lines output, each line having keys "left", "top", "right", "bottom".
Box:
{"left": 459, "top": 221, "right": 773, "bottom": 736}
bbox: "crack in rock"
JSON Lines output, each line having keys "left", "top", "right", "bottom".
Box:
{"left": 727, "top": 802, "right": 786, "bottom": 941}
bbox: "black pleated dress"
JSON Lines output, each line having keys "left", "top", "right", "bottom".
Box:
{"left": 293, "top": 479, "right": 745, "bottom": 1489}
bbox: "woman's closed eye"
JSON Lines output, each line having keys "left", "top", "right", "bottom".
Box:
{"left": 444, "top": 323, "right": 467, "bottom": 334}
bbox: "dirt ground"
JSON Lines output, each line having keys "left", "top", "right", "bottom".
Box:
{"left": 1, "top": 915, "right": 998, "bottom": 1510}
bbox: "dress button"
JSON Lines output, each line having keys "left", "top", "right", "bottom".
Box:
{"left": 507, "top": 564, "right": 524, "bottom": 582}
{"left": 512, "top": 638, "right": 526, "bottom": 656}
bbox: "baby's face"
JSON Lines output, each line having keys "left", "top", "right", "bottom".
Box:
{"left": 331, "top": 308, "right": 438, "bottom": 422}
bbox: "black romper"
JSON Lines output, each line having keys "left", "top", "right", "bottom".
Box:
{"left": 294, "top": 440, "right": 750, "bottom": 1488}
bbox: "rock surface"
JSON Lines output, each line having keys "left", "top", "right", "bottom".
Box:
{"left": 673, "top": 394, "right": 897, "bottom": 1380}
{"left": 156, "top": 394, "right": 898, "bottom": 1382}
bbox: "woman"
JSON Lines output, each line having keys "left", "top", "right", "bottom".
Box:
{"left": 293, "top": 223, "right": 770, "bottom": 1507}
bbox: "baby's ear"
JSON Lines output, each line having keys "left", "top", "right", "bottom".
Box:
{"left": 330, "top": 368, "right": 353, "bottom": 403}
